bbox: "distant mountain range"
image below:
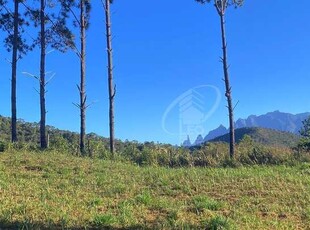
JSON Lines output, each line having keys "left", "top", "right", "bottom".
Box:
{"left": 183, "top": 111, "right": 310, "bottom": 147}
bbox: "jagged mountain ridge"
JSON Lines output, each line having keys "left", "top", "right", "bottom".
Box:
{"left": 235, "top": 110, "right": 310, "bottom": 134}
{"left": 188, "top": 111, "right": 309, "bottom": 146}
{"left": 204, "top": 124, "right": 228, "bottom": 142}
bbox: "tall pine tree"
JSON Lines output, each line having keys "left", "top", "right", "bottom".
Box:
{"left": 195, "top": 0, "right": 243, "bottom": 158}
{"left": 60, "top": 0, "right": 91, "bottom": 156}
{"left": 0, "top": 0, "right": 33, "bottom": 143}
{"left": 25, "top": 0, "right": 74, "bottom": 149}
{"left": 104, "top": 0, "right": 116, "bottom": 155}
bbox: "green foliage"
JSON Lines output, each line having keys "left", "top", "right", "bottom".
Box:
{"left": 237, "top": 135, "right": 294, "bottom": 165}
{"left": 0, "top": 116, "right": 307, "bottom": 167}
{"left": 205, "top": 216, "right": 232, "bottom": 230}
{"left": 294, "top": 141, "right": 310, "bottom": 162}
{"left": 24, "top": 0, "right": 75, "bottom": 53}
{"left": 49, "top": 135, "right": 72, "bottom": 153}
{"left": 299, "top": 163, "right": 310, "bottom": 176}
{"left": 300, "top": 116, "right": 310, "bottom": 138}
{"left": 294, "top": 116, "right": 310, "bottom": 161}
{"left": 302, "top": 207, "right": 310, "bottom": 221}
{"left": 121, "top": 142, "right": 194, "bottom": 167}
{"left": 0, "top": 0, "right": 34, "bottom": 58}
{"left": 297, "top": 138, "right": 310, "bottom": 151}
{"left": 191, "top": 142, "right": 228, "bottom": 167}
{"left": 135, "top": 190, "right": 152, "bottom": 205}
{"left": 190, "top": 140, "right": 295, "bottom": 167}
{"left": 93, "top": 213, "right": 116, "bottom": 227}
{"left": 211, "top": 127, "right": 300, "bottom": 148}
{"left": 192, "top": 196, "right": 223, "bottom": 213}
{"left": 0, "top": 151, "right": 309, "bottom": 228}
{"left": 0, "top": 141, "right": 6, "bottom": 152}
{"left": 221, "top": 157, "right": 241, "bottom": 168}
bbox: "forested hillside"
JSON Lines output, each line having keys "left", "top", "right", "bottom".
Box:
{"left": 209, "top": 127, "right": 300, "bottom": 147}
{"left": 0, "top": 115, "right": 92, "bottom": 144}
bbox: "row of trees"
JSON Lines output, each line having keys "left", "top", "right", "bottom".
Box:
{"left": 0, "top": 0, "right": 115, "bottom": 155}
{"left": 1, "top": 0, "right": 244, "bottom": 159}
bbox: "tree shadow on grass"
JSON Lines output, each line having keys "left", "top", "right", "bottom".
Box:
{"left": 0, "top": 219, "right": 153, "bottom": 230}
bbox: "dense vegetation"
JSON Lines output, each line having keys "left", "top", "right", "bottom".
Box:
{"left": 1, "top": 115, "right": 310, "bottom": 168}
{"left": 209, "top": 127, "right": 300, "bottom": 148}
{"left": 0, "top": 151, "right": 309, "bottom": 229}
{"left": 0, "top": 113, "right": 310, "bottom": 229}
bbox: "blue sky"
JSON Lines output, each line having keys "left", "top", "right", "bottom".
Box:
{"left": 0, "top": 0, "right": 310, "bottom": 145}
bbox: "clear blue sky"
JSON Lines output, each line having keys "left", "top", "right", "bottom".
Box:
{"left": 0, "top": 0, "right": 309, "bottom": 145}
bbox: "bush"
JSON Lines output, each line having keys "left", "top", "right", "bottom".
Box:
{"left": 296, "top": 152, "right": 310, "bottom": 163}
{"left": 295, "top": 137, "right": 310, "bottom": 152}
{"left": 0, "top": 141, "right": 6, "bottom": 152}
{"left": 293, "top": 116, "right": 310, "bottom": 162}
{"left": 249, "top": 147, "right": 274, "bottom": 164}
{"left": 236, "top": 135, "right": 293, "bottom": 165}
{"left": 49, "top": 135, "right": 72, "bottom": 154}
{"left": 221, "top": 158, "right": 241, "bottom": 168}
{"left": 140, "top": 148, "right": 158, "bottom": 166}
{"left": 192, "top": 142, "right": 229, "bottom": 167}
{"left": 293, "top": 147, "right": 310, "bottom": 163}
{"left": 5, "top": 141, "right": 38, "bottom": 152}
{"left": 157, "top": 152, "right": 171, "bottom": 166}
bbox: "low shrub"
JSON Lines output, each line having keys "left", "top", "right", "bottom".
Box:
{"left": 192, "top": 196, "right": 223, "bottom": 213}
{"left": 0, "top": 140, "right": 6, "bottom": 152}
{"left": 236, "top": 135, "right": 294, "bottom": 165}
{"left": 205, "top": 216, "right": 232, "bottom": 230}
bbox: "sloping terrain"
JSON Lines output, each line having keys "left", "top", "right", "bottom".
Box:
{"left": 0, "top": 151, "right": 309, "bottom": 229}
{"left": 209, "top": 127, "right": 300, "bottom": 147}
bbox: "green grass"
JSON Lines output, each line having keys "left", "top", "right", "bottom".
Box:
{"left": 0, "top": 151, "right": 309, "bottom": 229}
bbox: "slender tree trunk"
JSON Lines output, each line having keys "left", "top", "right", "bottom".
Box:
{"left": 11, "top": 0, "right": 19, "bottom": 143}
{"left": 40, "top": 0, "right": 47, "bottom": 149}
{"left": 79, "top": 0, "right": 86, "bottom": 155}
{"left": 219, "top": 10, "right": 235, "bottom": 158}
{"left": 105, "top": 0, "right": 115, "bottom": 155}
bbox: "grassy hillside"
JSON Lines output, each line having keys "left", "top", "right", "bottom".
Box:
{"left": 0, "top": 151, "right": 309, "bottom": 229}
{"left": 209, "top": 127, "right": 300, "bottom": 147}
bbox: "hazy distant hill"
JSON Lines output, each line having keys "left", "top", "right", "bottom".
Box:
{"left": 235, "top": 110, "right": 310, "bottom": 134}
{"left": 203, "top": 125, "right": 228, "bottom": 142}
{"left": 209, "top": 127, "right": 300, "bottom": 147}
{"left": 201, "top": 111, "right": 309, "bottom": 143}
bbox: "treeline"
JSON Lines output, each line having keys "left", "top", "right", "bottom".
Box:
{"left": 0, "top": 0, "right": 115, "bottom": 155}
{"left": 1, "top": 115, "right": 310, "bottom": 167}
